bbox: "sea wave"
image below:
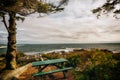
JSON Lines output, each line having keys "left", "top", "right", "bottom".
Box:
{"left": 44, "top": 48, "right": 76, "bottom": 53}
{"left": 0, "top": 46, "right": 7, "bottom": 49}
{"left": 24, "top": 48, "right": 82, "bottom": 55}
{"left": 23, "top": 47, "right": 120, "bottom": 55}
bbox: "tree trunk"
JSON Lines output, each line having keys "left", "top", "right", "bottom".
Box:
{"left": 5, "top": 12, "right": 17, "bottom": 70}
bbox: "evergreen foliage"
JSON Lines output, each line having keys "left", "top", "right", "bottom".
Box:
{"left": 92, "top": 0, "right": 120, "bottom": 18}
{"left": 0, "top": 0, "right": 68, "bottom": 70}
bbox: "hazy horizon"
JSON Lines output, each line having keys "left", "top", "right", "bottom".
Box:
{"left": 0, "top": 42, "right": 120, "bottom": 45}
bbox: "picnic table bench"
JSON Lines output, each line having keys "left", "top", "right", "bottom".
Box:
{"left": 32, "top": 58, "right": 72, "bottom": 80}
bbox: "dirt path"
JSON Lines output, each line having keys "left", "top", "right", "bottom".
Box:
{"left": 19, "top": 66, "right": 75, "bottom": 80}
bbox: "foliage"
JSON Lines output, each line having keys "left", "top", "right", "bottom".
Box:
{"left": 16, "top": 52, "right": 26, "bottom": 59}
{"left": 37, "top": 2, "right": 50, "bottom": 13}
{"left": 72, "top": 49, "right": 119, "bottom": 80}
{"left": 42, "top": 49, "right": 120, "bottom": 80}
{"left": 42, "top": 52, "right": 61, "bottom": 59}
{"left": 0, "top": 0, "right": 68, "bottom": 16}
{"left": 0, "top": 0, "right": 18, "bottom": 6}
{"left": 0, "top": 0, "right": 68, "bottom": 70}
{"left": 66, "top": 52, "right": 82, "bottom": 68}
{"left": 92, "top": 0, "right": 120, "bottom": 18}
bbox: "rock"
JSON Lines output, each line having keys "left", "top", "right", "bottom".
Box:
{"left": 100, "top": 49, "right": 112, "bottom": 53}
{"left": 73, "top": 48, "right": 84, "bottom": 52}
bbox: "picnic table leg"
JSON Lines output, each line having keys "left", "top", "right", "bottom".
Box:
{"left": 38, "top": 66, "right": 42, "bottom": 71}
{"left": 38, "top": 66, "right": 43, "bottom": 80}
{"left": 40, "top": 75, "right": 43, "bottom": 80}
{"left": 63, "top": 71, "right": 66, "bottom": 79}
{"left": 61, "top": 62, "right": 67, "bottom": 79}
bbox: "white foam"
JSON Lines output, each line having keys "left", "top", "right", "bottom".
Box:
{"left": 0, "top": 46, "right": 7, "bottom": 49}
{"left": 44, "top": 48, "right": 81, "bottom": 54}
{"left": 24, "top": 52, "right": 40, "bottom": 55}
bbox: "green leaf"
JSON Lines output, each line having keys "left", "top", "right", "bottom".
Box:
{"left": 92, "top": 7, "right": 102, "bottom": 13}
{"left": 16, "top": 16, "right": 25, "bottom": 22}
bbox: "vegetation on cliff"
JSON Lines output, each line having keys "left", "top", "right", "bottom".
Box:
{"left": 0, "top": 48, "right": 120, "bottom": 80}
{"left": 42, "top": 49, "right": 120, "bottom": 80}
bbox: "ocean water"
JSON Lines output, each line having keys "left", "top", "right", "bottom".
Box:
{"left": 0, "top": 43, "right": 120, "bottom": 55}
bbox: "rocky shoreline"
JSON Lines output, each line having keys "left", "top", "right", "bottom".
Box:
{"left": 17, "top": 48, "right": 120, "bottom": 65}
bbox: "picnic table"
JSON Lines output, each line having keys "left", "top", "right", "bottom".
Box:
{"left": 32, "top": 58, "right": 72, "bottom": 80}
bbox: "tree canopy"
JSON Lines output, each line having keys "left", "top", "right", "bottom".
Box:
{"left": 0, "top": 0, "right": 69, "bottom": 16}
{"left": 0, "top": 0, "right": 69, "bottom": 70}
{"left": 92, "top": 0, "right": 120, "bottom": 18}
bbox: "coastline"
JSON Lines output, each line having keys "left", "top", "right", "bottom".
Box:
{"left": 23, "top": 48, "right": 120, "bottom": 56}
{"left": 17, "top": 48, "right": 120, "bottom": 80}
{"left": 17, "top": 48, "right": 120, "bottom": 64}
{"left": 1, "top": 48, "right": 120, "bottom": 80}
{"left": 1, "top": 43, "right": 120, "bottom": 55}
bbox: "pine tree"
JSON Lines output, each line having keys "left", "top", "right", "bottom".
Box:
{"left": 0, "top": 0, "right": 68, "bottom": 70}
{"left": 92, "top": 0, "right": 120, "bottom": 18}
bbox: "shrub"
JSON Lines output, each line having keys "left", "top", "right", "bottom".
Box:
{"left": 41, "top": 49, "right": 120, "bottom": 80}
{"left": 72, "top": 49, "right": 118, "bottom": 80}
{"left": 16, "top": 52, "right": 26, "bottom": 59}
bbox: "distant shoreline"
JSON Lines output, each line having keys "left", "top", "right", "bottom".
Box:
{"left": 24, "top": 48, "right": 120, "bottom": 56}
{"left": 1, "top": 43, "right": 120, "bottom": 55}
{"left": 0, "top": 43, "right": 120, "bottom": 45}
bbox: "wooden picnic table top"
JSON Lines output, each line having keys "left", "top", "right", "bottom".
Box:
{"left": 32, "top": 58, "right": 68, "bottom": 66}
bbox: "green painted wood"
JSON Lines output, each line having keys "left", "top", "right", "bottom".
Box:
{"left": 32, "top": 58, "right": 68, "bottom": 66}
{"left": 33, "top": 67, "right": 73, "bottom": 77}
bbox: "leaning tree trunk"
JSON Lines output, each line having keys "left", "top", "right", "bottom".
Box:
{"left": 5, "top": 12, "right": 17, "bottom": 70}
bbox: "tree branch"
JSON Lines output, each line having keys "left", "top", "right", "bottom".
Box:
{"left": 2, "top": 15, "right": 10, "bottom": 33}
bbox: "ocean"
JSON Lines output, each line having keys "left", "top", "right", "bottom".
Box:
{"left": 0, "top": 43, "right": 120, "bottom": 55}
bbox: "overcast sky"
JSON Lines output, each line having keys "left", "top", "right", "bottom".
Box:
{"left": 0, "top": 0, "right": 120, "bottom": 44}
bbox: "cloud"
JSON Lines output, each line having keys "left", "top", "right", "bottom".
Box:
{"left": 0, "top": 0, "right": 120, "bottom": 43}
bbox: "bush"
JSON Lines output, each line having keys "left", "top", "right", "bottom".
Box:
{"left": 16, "top": 52, "right": 26, "bottom": 59}
{"left": 72, "top": 49, "right": 118, "bottom": 80}
{"left": 41, "top": 49, "right": 120, "bottom": 80}
{"left": 66, "top": 52, "right": 82, "bottom": 68}
{"left": 42, "top": 52, "right": 62, "bottom": 59}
